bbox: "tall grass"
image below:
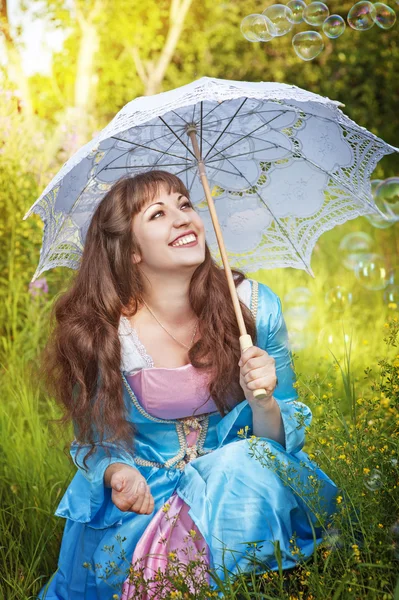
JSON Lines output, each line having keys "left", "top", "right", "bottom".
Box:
{"left": 0, "top": 92, "right": 398, "bottom": 597}
{"left": 1, "top": 249, "right": 398, "bottom": 598}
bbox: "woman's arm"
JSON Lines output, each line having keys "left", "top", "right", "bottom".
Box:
{"left": 251, "top": 397, "right": 285, "bottom": 445}
{"left": 250, "top": 284, "right": 312, "bottom": 453}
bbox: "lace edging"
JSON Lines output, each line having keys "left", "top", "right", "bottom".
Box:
{"left": 119, "top": 316, "right": 154, "bottom": 369}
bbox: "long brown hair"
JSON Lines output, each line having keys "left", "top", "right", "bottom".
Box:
{"left": 40, "top": 170, "right": 257, "bottom": 469}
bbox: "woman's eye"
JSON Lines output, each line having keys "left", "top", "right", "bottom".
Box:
{"left": 151, "top": 202, "right": 192, "bottom": 220}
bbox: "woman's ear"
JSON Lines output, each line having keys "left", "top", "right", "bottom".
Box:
{"left": 132, "top": 253, "right": 142, "bottom": 264}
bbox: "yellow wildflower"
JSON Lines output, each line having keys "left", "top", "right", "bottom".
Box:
{"left": 363, "top": 468, "right": 370, "bottom": 475}
{"left": 162, "top": 503, "right": 171, "bottom": 513}
{"left": 336, "top": 495, "right": 343, "bottom": 504}
{"left": 378, "top": 523, "right": 384, "bottom": 528}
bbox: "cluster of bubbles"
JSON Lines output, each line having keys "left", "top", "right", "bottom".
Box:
{"left": 283, "top": 285, "right": 356, "bottom": 352}
{"left": 339, "top": 232, "right": 392, "bottom": 292}
{"left": 283, "top": 179, "right": 398, "bottom": 351}
{"left": 240, "top": 1, "right": 397, "bottom": 61}
{"left": 336, "top": 177, "right": 399, "bottom": 303}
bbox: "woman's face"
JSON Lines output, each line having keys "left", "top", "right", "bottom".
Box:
{"left": 131, "top": 185, "right": 206, "bottom": 274}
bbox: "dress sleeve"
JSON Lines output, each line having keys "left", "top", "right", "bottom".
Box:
{"left": 216, "top": 281, "right": 312, "bottom": 454}
{"left": 54, "top": 383, "right": 138, "bottom": 527}
{"left": 256, "top": 283, "right": 312, "bottom": 454}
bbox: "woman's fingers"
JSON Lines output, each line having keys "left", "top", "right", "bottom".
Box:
{"left": 137, "top": 486, "right": 154, "bottom": 515}
{"left": 243, "top": 365, "right": 276, "bottom": 384}
{"left": 128, "top": 481, "right": 154, "bottom": 514}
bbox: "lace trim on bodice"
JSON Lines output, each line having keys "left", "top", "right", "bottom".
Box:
{"left": 119, "top": 316, "right": 154, "bottom": 368}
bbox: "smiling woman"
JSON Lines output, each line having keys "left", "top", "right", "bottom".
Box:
{"left": 131, "top": 185, "right": 205, "bottom": 279}
{"left": 37, "top": 170, "right": 338, "bottom": 599}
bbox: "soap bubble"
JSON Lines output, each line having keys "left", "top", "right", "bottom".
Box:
{"left": 287, "top": 0, "right": 307, "bottom": 23}
{"left": 374, "top": 2, "right": 397, "bottom": 29}
{"left": 374, "top": 177, "right": 399, "bottom": 220}
{"left": 303, "top": 2, "right": 330, "bottom": 26}
{"left": 354, "top": 253, "right": 390, "bottom": 291}
{"left": 287, "top": 329, "right": 312, "bottom": 351}
{"left": 339, "top": 232, "right": 374, "bottom": 271}
{"left": 284, "top": 286, "right": 314, "bottom": 309}
{"left": 390, "top": 520, "right": 399, "bottom": 559}
{"left": 285, "top": 306, "right": 313, "bottom": 350}
{"left": 325, "top": 287, "right": 353, "bottom": 312}
{"left": 388, "top": 267, "right": 399, "bottom": 286}
{"left": 318, "top": 320, "right": 357, "bottom": 354}
{"left": 322, "top": 528, "right": 344, "bottom": 550}
{"left": 284, "top": 297, "right": 315, "bottom": 350}
{"left": 364, "top": 469, "right": 383, "bottom": 491}
{"left": 284, "top": 306, "right": 313, "bottom": 325}
{"left": 383, "top": 285, "right": 399, "bottom": 310}
{"left": 365, "top": 179, "right": 397, "bottom": 229}
{"left": 370, "top": 179, "right": 383, "bottom": 193}
{"left": 292, "top": 31, "right": 324, "bottom": 61}
{"left": 262, "top": 4, "right": 294, "bottom": 36}
{"left": 323, "top": 14, "right": 346, "bottom": 38}
{"left": 347, "top": 2, "right": 377, "bottom": 30}
{"left": 240, "top": 14, "right": 277, "bottom": 42}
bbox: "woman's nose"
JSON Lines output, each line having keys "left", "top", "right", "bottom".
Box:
{"left": 173, "top": 212, "right": 191, "bottom": 226}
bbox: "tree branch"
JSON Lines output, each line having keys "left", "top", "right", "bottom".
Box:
{"left": 131, "top": 46, "right": 148, "bottom": 86}
{"left": 145, "top": 0, "right": 193, "bottom": 95}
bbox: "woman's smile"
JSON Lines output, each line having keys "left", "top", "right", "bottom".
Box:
{"left": 169, "top": 234, "right": 199, "bottom": 248}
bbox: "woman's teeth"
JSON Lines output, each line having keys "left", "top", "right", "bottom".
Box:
{"left": 171, "top": 234, "right": 197, "bottom": 247}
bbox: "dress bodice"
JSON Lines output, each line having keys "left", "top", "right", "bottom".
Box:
{"left": 125, "top": 364, "right": 219, "bottom": 419}
{"left": 118, "top": 279, "right": 253, "bottom": 420}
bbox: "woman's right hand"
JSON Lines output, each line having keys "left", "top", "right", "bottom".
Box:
{"left": 106, "top": 464, "right": 155, "bottom": 514}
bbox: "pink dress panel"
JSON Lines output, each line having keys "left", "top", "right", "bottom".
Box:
{"left": 121, "top": 364, "right": 216, "bottom": 600}
{"left": 124, "top": 363, "right": 218, "bottom": 419}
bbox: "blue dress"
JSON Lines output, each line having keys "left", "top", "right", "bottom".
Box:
{"left": 38, "top": 280, "right": 338, "bottom": 599}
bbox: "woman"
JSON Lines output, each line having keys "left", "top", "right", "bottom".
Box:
{"left": 38, "top": 170, "right": 338, "bottom": 600}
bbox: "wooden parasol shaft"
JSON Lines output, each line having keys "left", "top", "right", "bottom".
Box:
{"left": 188, "top": 129, "right": 267, "bottom": 400}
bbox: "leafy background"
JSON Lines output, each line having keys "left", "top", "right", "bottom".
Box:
{"left": 0, "top": 1, "right": 398, "bottom": 598}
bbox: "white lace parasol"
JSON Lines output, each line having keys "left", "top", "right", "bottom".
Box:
{"left": 24, "top": 76, "right": 399, "bottom": 282}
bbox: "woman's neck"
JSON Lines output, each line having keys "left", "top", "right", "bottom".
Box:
{"left": 139, "top": 278, "right": 197, "bottom": 328}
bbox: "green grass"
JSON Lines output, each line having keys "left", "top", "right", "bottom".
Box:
{"left": 1, "top": 193, "right": 399, "bottom": 598}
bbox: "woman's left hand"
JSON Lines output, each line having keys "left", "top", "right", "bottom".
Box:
{"left": 238, "top": 345, "right": 278, "bottom": 408}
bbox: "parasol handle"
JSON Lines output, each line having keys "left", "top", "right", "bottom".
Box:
{"left": 187, "top": 127, "right": 268, "bottom": 401}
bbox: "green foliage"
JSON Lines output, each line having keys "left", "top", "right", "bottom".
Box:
{"left": 23, "top": 0, "right": 399, "bottom": 175}
{"left": 1, "top": 1, "right": 399, "bottom": 597}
